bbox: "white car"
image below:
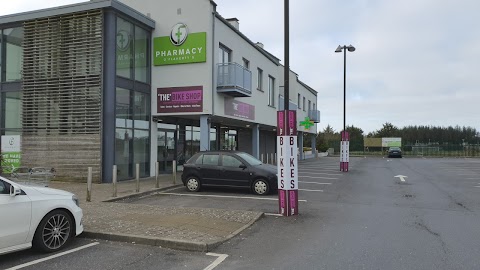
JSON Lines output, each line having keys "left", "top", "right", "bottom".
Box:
{"left": 0, "top": 176, "right": 83, "bottom": 255}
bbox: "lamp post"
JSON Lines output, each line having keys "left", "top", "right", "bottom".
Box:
{"left": 335, "top": 45, "right": 355, "bottom": 172}
{"left": 335, "top": 45, "right": 355, "bottom": 132}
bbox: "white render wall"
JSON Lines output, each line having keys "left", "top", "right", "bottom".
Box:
{"left": 212, "top": 16, "right": 280, "bottom": 127}
{"left": 119, "top": 0, "right": 215, "bottom": 116}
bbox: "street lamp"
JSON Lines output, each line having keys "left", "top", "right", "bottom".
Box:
{"left": 335, "top": 45, "right": 355, "bottom": 132}
{"left": 335, "top": 45, "right": 355, "bottom": 172}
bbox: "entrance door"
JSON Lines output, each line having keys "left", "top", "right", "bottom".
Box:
{"left": 158, "top": 130, "right": 176, "bottom": 173}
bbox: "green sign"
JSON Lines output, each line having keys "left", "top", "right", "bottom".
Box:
{"left": 2, "top": 152, "right": 21, "bottom": 173}
{"left": 300, "top": 117, "right": 314, "bottom": 130}
{"left": 153, "top": 32, "right": 207, "bottom": 66}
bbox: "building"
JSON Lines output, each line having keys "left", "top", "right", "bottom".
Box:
{"left": 0, "top": 0, "right": 320, "bottom": 183}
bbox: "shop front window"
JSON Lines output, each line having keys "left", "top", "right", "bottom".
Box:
{"left": 134, "top": 92, "right": 149, "bottom": 130}
{"left": 115, "top": 128, "right": 133, "bottom": 179}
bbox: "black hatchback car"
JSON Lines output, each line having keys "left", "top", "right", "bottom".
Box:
{"left": 388, "top": 147, "right": 402, "bottom": 158}
{"left": 181, "top": 151, "right": 277, "bottom": 195}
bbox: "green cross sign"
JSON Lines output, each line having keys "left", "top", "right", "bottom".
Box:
{"left": 300, "top": 117, "right": 314, "bottom": 130}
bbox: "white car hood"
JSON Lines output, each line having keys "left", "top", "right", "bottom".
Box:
{"left": 22, "top": 185, "right": 73, "bottom": 197}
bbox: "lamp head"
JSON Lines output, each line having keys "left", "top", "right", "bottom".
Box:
{"left": 335, "top": 45, "right": 343, "bottom": 53}
{"left": 347, "top": 45, "right": 356, "bottom": 52}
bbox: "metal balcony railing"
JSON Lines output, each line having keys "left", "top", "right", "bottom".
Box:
{"left": 308, "top": 109, "right": 321, "bottom": 123}
{"left": 217, "top": 63, "right": 252, "bottom": 97}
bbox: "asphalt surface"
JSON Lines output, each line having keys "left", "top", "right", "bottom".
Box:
{"left": 2, "top": 157, "right": 479, "bottom": 270}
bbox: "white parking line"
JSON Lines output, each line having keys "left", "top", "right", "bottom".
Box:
{"left": 299, "top": 169, "right": 341, "bottom": 173}
{"left": 300, "top": 176, "right": 338, "bottom": 180}
{"left": 299, "top": 181, "right": 332, "bottom": 185}
{"left": 6, "top": 242, "right": 100, "bottom": 270}
{"left": 265, "top": 213, "right": 283, "bottom": 217}
{"left": 299, "top": 189, "right": 324, "bottom": 192}
{"left": 299, "top": 172, "right": 343, "bottom": 176}
{"left": 158, "top": 192, "right": 308, "bottom": 202}
{"left": 205, "top": 253, "right": 229, "bottom": 270}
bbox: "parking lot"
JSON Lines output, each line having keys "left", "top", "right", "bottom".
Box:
{"left": 2, "top": 157, "right": 480, "bottom": 270}
{"left": 123, "top": 158, "right": 348, "bottom": 215}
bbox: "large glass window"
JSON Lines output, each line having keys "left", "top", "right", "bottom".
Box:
{"left": 268, "top": 76, "right": 275, "bottom": 106}
{"left": 134, "top": 129, "right": 150, "bottom": 177}
{"left": 134, "top": 92, "right": 149, "bottom": 129}
{"left": 116, "top": 18, "right": 134, "bottom": 79}
{"left": 134, "top": 26, "right": 148, "bottom": 83}
{"left": 116, "top": 88, "right": 132, "bottom": 129}
{"left": 3, "top": 27, "right": 24, "bottom": 82}
{"left": 115, "top": 88, "right": 150, "bottom": 179}
{"left": 4, "top": 92, "right": 22, "bottom": 130}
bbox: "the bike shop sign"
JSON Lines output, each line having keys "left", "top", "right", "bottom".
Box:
{"left": 1, "top": 135, "right": 21, "bottom": 173}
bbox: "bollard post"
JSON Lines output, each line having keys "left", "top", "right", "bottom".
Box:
{"left": 155, "top": 161, "right": 159, "bottom": 188}
{"left": 112, "top": 165, "right": 117, "bottom": 197}
{"left": 261, "top": 154, "right": 264, "bottom": 163}
{"left": 266, "top": 153, "right": 269, "bottom": 164}
{"left": 86, "top": 167, "right": 92, "bottom": 202}
{"left": 274, "top": 153, "right": 277, "bottom": 165}
{"left": 172, "top": 160, "right": 177, "bottom": 185}
{"left": 271, "top": 153, "right": 274, "bottom": 164}
{"left": 136, "top": 163, "right": 140, "bottom": 193}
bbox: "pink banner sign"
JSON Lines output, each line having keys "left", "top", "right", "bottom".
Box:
{"left": 286, "top": 110, "right": 297, "bottom": 136}
{"left": 157, "top": 86, "right": 203, "bottom": 113}
{"left": 277, "top": 111, "right": 285, "bottom": 136}
{"left": 224, "top": 99, "right": 255, "bottom": 120}
{"left": 279, "top": 189, "right": 287, "bottom": 215}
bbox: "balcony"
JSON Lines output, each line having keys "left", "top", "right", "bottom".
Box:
{"left": 217, "top": 63, "right": 252, "bottom": 97}
{"left": 309, "top": 109, "right": 321, "bottom": 123}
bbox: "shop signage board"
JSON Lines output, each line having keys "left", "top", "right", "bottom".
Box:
{"left": 153, "top": 23, "right": 207, "bottom": 66}
{"left": 277, "top": 110, "right": 298, "bottom": 216}
{"left": 340, "top": 131, "right": 349, "bottom": 172}
{"left": 1, "top": 135, "right": 21, "bottom": 173}
{"left": 157, "top": 86, "right": 203, "bottom": 113}
{"left": 224, "top": 99, "right": 255, "bottom": 120}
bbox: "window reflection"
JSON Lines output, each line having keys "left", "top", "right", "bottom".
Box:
{"left": 3, "top": 27, "right": 24, "bottom": 82}
{"left": 116, "top": 18, "right": 133, "bottom": 79}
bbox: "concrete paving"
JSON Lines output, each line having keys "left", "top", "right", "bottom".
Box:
{"left": 48, "top": 174, "right": 263, "bottom": 252}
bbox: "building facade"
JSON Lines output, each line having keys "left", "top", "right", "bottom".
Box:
{"left": 0, "top": 0, "right": 320, "bottom": 183}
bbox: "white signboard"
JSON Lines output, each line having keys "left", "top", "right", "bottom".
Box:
{"left": 340, "top": 141, "right": 350, "bottom": 163}
{"left": 277, "top": 136, "right": 298, "bottom": 190}
{"left": 382, "top": 137, "right": 402, "bottom": 147}
{"left": 1, "top": 135, "right": 21, "bottom": 152}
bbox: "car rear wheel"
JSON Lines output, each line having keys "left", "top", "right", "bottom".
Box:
{"left": 252, "top": 178, "right": 270, "bottom": 195}
{"left": 186, "top": 176, "right": 201, "bottom": 192}
{"left": 33, "top": 209, "right": 72, "bottom": 252}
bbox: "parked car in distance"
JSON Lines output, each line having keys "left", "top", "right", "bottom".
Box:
{"left": 181, "top": 151, "right": 277, "bottom": 195}
{"left": 0, "top": 176, "right": 83, "bottom": 255}
{"left": 388, "top": 147, "right": 402, "bottom": 158}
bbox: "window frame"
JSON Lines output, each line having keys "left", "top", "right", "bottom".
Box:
{"left": 221, "top": 154, "right": 244, "bottom": 168}
{"left": 257, "top": 68, "right": 263, "bottom": 91}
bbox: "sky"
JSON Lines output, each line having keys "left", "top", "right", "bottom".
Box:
{"left": 1, "top": 0, "right": 479, "bottom": 134}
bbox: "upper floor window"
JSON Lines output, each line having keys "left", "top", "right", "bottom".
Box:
{"left": 219, "top": 44, "right": 231, "bottom": 64}
{"left": 308, "top": 100, "right": 311, "bottom": 111}
{"left": 313, "top": 103, "right": 316, "bottom": 110}
{"left": 268, "top": 76, "right": 275, "bottom": 106}
{"left": 297, "top": 94, "right": 301, "bottom": 109}
{"left": 303, "top": 97, "right": 306, "bottom": 111}
{"left": 1, "top": 27, "right": 24, "bottom": 82}
{"left": 242, "top": 58, "right": 250, "bottom": 70}
{"left": 257, "top": 68, "right": 263, "bottom": 91}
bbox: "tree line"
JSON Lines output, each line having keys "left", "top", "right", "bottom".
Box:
{"left": 308, "top": 123, "right": 479, "bottom": 152}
